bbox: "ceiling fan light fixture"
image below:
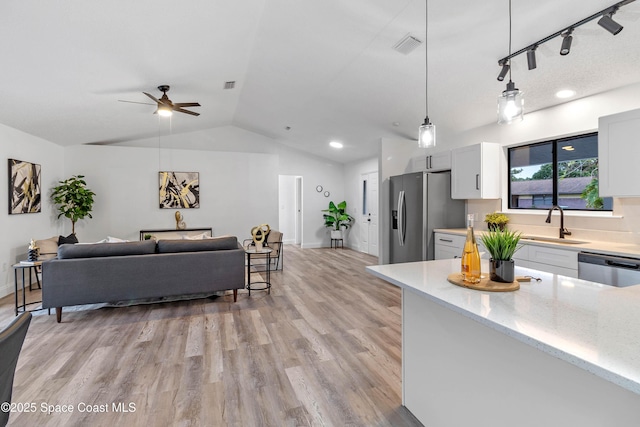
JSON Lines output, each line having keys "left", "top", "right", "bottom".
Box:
{"left": 157, "top": 105, "right": 173, "bottom": 117}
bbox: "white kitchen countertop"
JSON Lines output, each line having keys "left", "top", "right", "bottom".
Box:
{"left": 435, "top": 228, "right": 640, "bottom": 258}
{"left": 366, "top": 259, "right": 640, "bottom": 395}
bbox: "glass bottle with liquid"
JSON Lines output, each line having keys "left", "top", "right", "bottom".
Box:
{"left": 461, "top": 214, "right": 481, "bottom": 284}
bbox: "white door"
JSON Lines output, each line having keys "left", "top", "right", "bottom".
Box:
{"left": 361, "top": 172, "right": 379, "bottom": 256}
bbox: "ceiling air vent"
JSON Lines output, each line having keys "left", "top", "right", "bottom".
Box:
{"left": 393, "top": 33, "right": 423, "bottom": 55}
{"left": 223, "top": 81, "right": 236, "bottom": 90}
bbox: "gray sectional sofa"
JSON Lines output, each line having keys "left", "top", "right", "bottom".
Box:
{"left": 42, "top": 236, "right": 245, "bottom": 322}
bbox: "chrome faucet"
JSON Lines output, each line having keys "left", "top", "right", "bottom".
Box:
{"left": 545, "top": 205, "right": 571, "bottom": 239}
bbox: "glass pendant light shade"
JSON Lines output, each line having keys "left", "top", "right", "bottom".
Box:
{"left": 418, "top": 117, "right": 436, "bottom": 148}
{"left": 497, "top": 81, "right": 524, "bottom": 124}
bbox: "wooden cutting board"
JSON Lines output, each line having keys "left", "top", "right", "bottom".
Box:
{"left": 447, "top": 273, "right": 520, "bottom": 292}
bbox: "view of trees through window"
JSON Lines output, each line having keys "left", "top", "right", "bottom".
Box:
{"left": 508, "top": 133, "right": 612, "bottom": 211}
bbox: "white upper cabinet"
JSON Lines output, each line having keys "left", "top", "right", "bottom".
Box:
{"left": 412, "top": 150, "right": 451, "bottom": 173}
{"left": 451, "top": 142, "right": 501, "bottom": 199}
{"left": 598, "top": 108, "right": 640, "bottom": 197}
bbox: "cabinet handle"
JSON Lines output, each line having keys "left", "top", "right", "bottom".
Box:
{"left": 475, "top": 174, "right": 480, "bottom": 190}
{"left": 439, "top": 238, "right": 453, "bottom": 243}
{"left": 428, "top": 155, "right": 432, "bottom": 169}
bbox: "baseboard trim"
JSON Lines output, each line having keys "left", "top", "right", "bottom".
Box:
{"left": 0, "top": 282, "right": 13, "bottom": 299}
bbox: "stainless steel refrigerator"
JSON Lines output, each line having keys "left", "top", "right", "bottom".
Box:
{"left": 390, "top": 171, "right": 465, "bottom": 263}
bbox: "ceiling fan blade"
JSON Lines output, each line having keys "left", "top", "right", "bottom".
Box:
{"left": 174, "top": 107, "right": 200, "bottom": 117}
{"left": 173, "top": 102, "right": 200, "bottom": 108}
{"left": 143, "top": 92, "right": 160, "bottom": 103}
{"left": 118, "top": 100, "right": 155, "bottom": 105}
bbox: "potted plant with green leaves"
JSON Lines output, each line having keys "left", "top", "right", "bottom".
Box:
{"left": 322, "top": 201, "right": 353, "bottom": 239}
{"left": 51, "top": 175, "right": 96, "bottom": 235}
{"left": 480, "top": 229, "right": 522, "bottom": 283}
{"left": 484, "top": 212, "right": 509, "bottom": 231}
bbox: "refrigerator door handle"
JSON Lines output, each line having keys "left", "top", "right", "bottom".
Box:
{"left": 397, "top": 190, "right": 405, "bottom": 246}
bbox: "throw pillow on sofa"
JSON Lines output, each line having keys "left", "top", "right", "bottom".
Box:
{"left": 58, "top": 233, "right": 79, "bottom": 245}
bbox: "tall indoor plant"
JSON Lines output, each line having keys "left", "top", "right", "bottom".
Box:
{"left": 322, "top": 201, "right": 353, "bottom": 238}
{"left": 51, "top": 175, "right": 96, "bottom": 234}
{"left": 480, "top": 229, "right": 522, "bottom": 283}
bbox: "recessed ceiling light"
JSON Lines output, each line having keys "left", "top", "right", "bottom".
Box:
{"left": 556, "top": 89, "right": 576, "bottom": 99}
{"left": 329, "top": 141, "right": 343, "bottom": 149}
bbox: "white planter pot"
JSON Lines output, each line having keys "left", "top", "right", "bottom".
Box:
{"left": 330, "top": 230, "right": 343, "bottom": 239}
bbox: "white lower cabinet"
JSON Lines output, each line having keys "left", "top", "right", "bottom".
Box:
{"left": 434, "top": 233, "right": 465, "bottom": 260}
{"left": 434, "top": 232, "right": 578, "bottom": 277}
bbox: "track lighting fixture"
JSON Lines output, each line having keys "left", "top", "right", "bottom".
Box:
{"left": 418, "top": 0, "right": 435, "bottom": 148}
{"left": 497, "top": 0, "right": 633, "bottom": 77}
{"left": 526, "top": 48, "right": 537, "bottom": 70}
{"left": 598, "top": 8, "right": 624, "bottom": 35}
{"left": 560, "top": 30, "right": 573, "bottom": 56}
{"left": 497, "top": 63, "right": 510, "bottom": 81}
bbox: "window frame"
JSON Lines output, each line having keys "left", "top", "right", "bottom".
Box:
{"left": 507, "top": 132, "right": 612, "bottom": 212}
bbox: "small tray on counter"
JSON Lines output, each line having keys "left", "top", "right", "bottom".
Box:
{"left": 447, "top": 273, "right": 520, "bottom": 292}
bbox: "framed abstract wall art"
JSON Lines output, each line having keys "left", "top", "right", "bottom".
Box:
{"left": 8, "top": 158, "right": 41, "bottom": 214}
{"left": 159, "top": 171, "right": 200, "bottom": 209}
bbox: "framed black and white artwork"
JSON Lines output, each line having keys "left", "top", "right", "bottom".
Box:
{"left": 8, "top": 158, "right": 41, "bottom": 214}
{"left": 159, "top": 171, "right": 200, "bottom": 209}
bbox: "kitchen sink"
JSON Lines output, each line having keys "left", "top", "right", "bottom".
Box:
{"left": 521, "top": 235, "right": 589, "bottom": 245}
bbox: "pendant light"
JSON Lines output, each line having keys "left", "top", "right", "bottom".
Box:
{"left": 497, "top": 0, "right": 524, "bottom": 125}
{"left": 418, "top": 0, "right": 436, "bottom": 148}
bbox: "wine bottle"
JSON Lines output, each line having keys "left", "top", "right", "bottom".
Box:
{"left": 461, "top": 214, "right": 481, "bottom": 283}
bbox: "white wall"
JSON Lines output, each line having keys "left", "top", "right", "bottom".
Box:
{"left": 64, "top": 145, "right": 279, "bottom": 243}
{"left": 344, "top": 157, "right": 378, "bottom": 253}
{"left": 0, "top": 124, "right": 64, "bottom": 297}
{"left": 276, "top": 145, "right": 346, "bottom": 248}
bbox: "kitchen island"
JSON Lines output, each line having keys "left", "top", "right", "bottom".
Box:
{"left": 367, "top": 259, "right": 640, "bottom": 427}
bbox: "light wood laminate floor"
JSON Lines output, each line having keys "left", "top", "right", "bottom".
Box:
{"left": 0, "top": 245, "right": 422, "bottom": 427}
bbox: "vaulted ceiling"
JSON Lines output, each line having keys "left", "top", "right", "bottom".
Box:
{"left": 1, "top": 0, "right": 639, "bottom": 163}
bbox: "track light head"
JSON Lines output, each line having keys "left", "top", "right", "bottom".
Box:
{"left": 560, "top": 30, "right": 573, "bottom": 56}
{"left": 497, "top": 62, "right": 510, "bottom": 81}
{"left": 598, "top": 10, "right": 623, "bottom": 35}
{"left": 526, "top": 48, "right": 537, "bottom": 70}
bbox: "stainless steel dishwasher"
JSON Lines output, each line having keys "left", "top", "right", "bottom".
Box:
{"left": 578, "top": 252, "right": 640, "bottom": 287}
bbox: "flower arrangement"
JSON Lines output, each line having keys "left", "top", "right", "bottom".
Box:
{"left": 484, "top": 212, "right": 509, "bottom": 231}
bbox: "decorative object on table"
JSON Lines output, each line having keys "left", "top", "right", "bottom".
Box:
{"left": 51, "top": 175, "right": 96, "bottom": 234}
{"left": 175, "top": 211, "right": 187, "bottom": 229}
{"left": 461, "top": 214, "right": 481, "bottom": 284}
{"left": 8, "top": 158, "right": 41, "bottom": 214}
{"left": 480, "top": 229, "right": 523, "bottom": 283}
{"left": 159, "top": 171, "right": 199, "bottom": 209}
{"left": 484, "top": 212, "right": 509, "bottom": 231}
{"left": 447, "top": 273, "right": 520, "bottom": 292}
{"left": 250, "top": 224, "right": 270, "bottom": 251}
{"left": 143, "top": 234, "right": 153, "bottom": 240}
{"left": 27, "top": 239, "right": 39, "bottom": 261}
{"left": 322, "top": 201, "right": 353, "bottom": 239}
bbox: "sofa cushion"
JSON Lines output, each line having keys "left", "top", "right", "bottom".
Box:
{"left": 157, "top": 236, "right": 238, "bottom": 253}
{"left": 57, "top": 240, "right": 157, "bottom": 259}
